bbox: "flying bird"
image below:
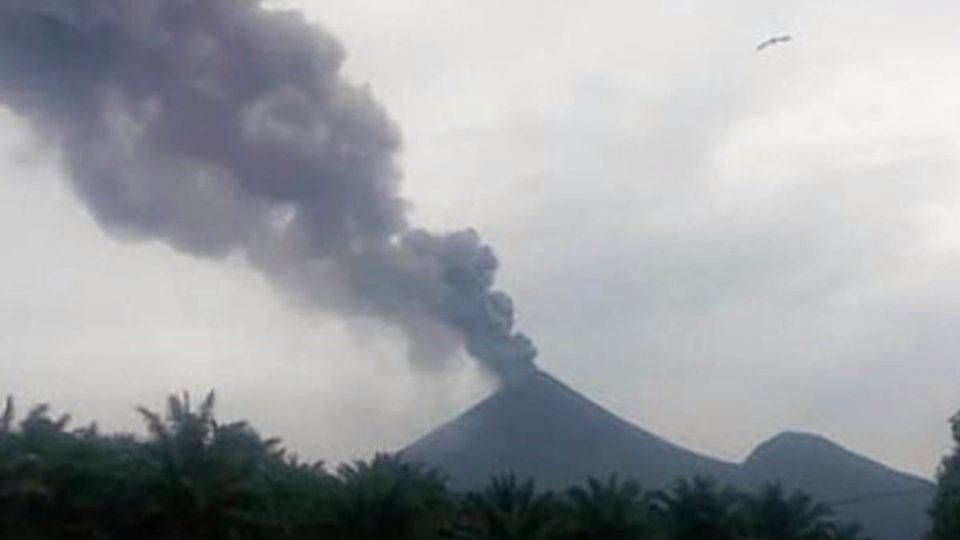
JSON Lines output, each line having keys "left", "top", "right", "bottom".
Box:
{"left": 757, "top": 35, "right": 792, "bottom": 51}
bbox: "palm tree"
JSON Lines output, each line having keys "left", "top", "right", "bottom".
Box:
{"left": 565, "top": 475, "right": 653, "bottom": 540}
{"left": 455, "top": 473, "right": 563, "bottom": 540}
{"left": 0, "top": 400, "right": 130, "bottom": 540}
{"left": 136, "top": 391, "right": 281, "bottom": 540}
{"left": 327, "top": 453, "right": 452, "bottom": 540}
{"left": 651, "top": 476, "right": 743, "bottom": 540}
{"left": 827, "top": 523, "right": 874, "bottom": 540}
{"left": 257, "top": 456, "right": 334, "bottom": 540}
{"left": 1, "top": 396, "right": 13, "bottom": 435}
{"left": 740, "top": 482, "right": 834, "bottom": 540}
{"left": 18, "top": 404, "right": 72, "bottom": 446}
{"left": 0, "top": 397, "right": 48, "bottom": 539}
{"left": 930, "top": 410, "right": 960, "bottom": 540}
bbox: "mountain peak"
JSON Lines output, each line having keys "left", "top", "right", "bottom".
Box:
{"left": 746, "top": 431, "right": 846, "bottom": 462}
{"left": 403, "top": 370, "right": 736, "bottom": 490}
{"left": 744, "top": 430, "right": 919, "bottom": 483}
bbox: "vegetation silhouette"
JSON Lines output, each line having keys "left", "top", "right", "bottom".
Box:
{"left": 739, "top": 482, "right": 836, "bottom": 540}
{"left": 455, "top": 473, "right": 563, "bottom": 540}
{"left": 929, "top": 409, "right": 960, "bottom": 540}
{"left": 651, "top": 476, "right": 743, "bottom": 540}
{"left": 3, "top": 391, "right": 945, "bottom": 539}
{"left": 565, "top": 475, "right": 651, "bottom": 540}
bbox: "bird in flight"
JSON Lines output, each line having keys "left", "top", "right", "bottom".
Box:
{"left": 757, "top": 35, "right": 792, "bottom": 51}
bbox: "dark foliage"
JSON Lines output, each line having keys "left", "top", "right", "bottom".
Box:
{"left": 930, "top": 410, "right": 960, "bottom": 540}
{"left": 0, "top": 393, "right": 876, "bottom": 540}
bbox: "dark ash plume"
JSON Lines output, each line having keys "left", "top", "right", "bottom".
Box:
{"left": 0, "top": 0, "right": 536, "bottom": 381}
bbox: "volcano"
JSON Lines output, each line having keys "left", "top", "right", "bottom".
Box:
{"left": 403, "top": 370, "right": 738, "bottom": 489}
{"left": 402, "top": 370, "right": 933, "bottom": 540}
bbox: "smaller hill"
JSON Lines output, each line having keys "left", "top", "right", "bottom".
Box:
{"left": 741, "top": 431, "right": 933, "bottom": 540}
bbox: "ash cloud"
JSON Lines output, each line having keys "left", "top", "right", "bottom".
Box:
{"left": 0, "top": 0, "right": 536, "bottom": 381}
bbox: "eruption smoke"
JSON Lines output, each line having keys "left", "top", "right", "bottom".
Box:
{"left": 0, "top": 0, "right": 536, "bottom": 382}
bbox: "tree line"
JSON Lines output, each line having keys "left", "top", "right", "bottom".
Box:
{"left": 0, "top": 391, "right": 956, "bottom": 540}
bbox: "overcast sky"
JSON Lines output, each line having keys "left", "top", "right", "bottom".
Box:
{"left": 2, "top": 0, "right": 960, "bottom": 477}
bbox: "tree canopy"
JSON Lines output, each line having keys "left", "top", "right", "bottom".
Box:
{"left": 930, "top": 410, "right": 960, "bottom": 540}
{"left": 0, "top": 393, "right": 881, "bottom": 540}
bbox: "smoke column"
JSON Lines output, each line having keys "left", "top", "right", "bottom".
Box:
{"left": 0, "top": 0, "right": 536, "bottom": 382}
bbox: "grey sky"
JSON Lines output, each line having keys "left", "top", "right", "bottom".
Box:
{"left": 2, "top": 0, "right": 960, "bottom": 476}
